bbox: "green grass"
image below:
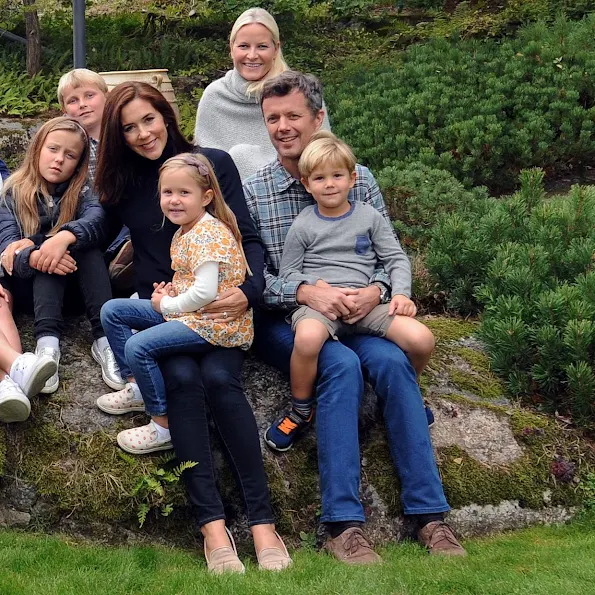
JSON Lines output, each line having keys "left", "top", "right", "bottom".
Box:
{"left": 0, "top": 517, "right": 593, "bottom": 594}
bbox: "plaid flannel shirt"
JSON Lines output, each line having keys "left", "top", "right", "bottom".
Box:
{"left": 243, "top": 158, "right": 393, "bottom": 310}
{"left": 87, "top": 137, "right": 98, "bottom": 187}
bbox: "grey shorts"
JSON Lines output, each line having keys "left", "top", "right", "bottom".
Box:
{"left": 290, "top": 304, "right": 393, "bottom": 340}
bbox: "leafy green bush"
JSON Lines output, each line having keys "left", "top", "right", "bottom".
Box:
{"left": 326, "top": 16, "right": 595, "bottom": 192}
{"left": 426, "top": 169, "right": 595, "bottom": 426}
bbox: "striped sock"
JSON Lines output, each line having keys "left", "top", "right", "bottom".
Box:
{"left": 291, "top": 396, "right": 314, "bottom": 421}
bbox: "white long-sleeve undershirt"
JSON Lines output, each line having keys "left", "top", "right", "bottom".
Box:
{"left": 160, "top": 260, "right": 219, "bottom": 315}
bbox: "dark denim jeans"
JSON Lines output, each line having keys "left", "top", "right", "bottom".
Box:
{"left": 160, "top": 351, "right": 275, "bottom": 528}
{"left": 33, "top": 248, "right": 111, "bottom": 340}
{"left": 254, "top": 311, "right": 450, "bottom": 522}
{"left": 101, "top": 298, "right": 214, "bottom": 416}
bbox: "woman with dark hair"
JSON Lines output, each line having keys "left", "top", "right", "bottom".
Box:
{"left": 95, "top": 81, "right": 291, "bottom": 573}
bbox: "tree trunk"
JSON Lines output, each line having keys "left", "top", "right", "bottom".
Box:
{"left": 23, "top": 0, "right": 41, "bottom": 76}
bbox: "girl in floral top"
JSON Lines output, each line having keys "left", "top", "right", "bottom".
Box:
{"left": 97, "top": 153, "right": 252, "bottom": 455}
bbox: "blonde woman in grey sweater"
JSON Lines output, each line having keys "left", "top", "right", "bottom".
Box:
{"left": 194, "top": 7, "right": 330, "bottom": 180}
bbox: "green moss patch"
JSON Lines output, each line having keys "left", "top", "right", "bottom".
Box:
{"left": 362, "top": 399, "right": 593, "bottom": 515}
{"left": 18, "top": 423, "right": 165, "bottom": 523}
{"left": 448, "top": 369, "right": 505, "bottom": 400}
{"left": 423, "top": 317, "right": 479, "bottom": 344}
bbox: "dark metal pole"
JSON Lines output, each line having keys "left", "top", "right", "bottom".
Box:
{"left": 73, "top": 0, "right": 86, "bottom": 68}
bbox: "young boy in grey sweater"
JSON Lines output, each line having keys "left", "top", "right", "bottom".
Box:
{"left": 264, "top": 131, "right": 435, "bottom": 451}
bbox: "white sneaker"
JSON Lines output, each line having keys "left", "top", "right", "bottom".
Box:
{"left": 96, "top": 384, "right": 145, "bottom": 415}
{"left": 34, "top": 347, "right": 60, "bottom": 394}
{"left": 0, "top": 376, "right": 31, "bottom": 423}
{"left": 10, "top": 352, "right": 58, "bottom": 398}
{"left": 117, "top": 421, "right": 172, "bottom": 454}
{"left": 91, "top": 340, "right": 125, "bottom": 390}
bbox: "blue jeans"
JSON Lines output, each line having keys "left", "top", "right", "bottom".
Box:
{"left": 254, "top": 311, "right": 450, "bottom": 522}
{"left": 101, "top": 299, "right": 214, "bottom": 416}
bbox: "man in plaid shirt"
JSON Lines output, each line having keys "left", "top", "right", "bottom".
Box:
{"left": 244, "top": 71, "right": 466, "bottom": 563}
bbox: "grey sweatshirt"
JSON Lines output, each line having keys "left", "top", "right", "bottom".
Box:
{"left": 279, "top": 201, "right": 411, "bottom": 297}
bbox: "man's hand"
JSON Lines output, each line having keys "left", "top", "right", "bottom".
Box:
{"left": 201, "top": 287, "right": 248, "bottom": 323}
{"left": 389, "top": 294, "right": 417, "bottom": 318}
{"left": 297, "top": 284, "right": 358, "bottom": 321}
{"left": 341, "top": 285, "right": 382, "bottom": 324}
{"left": 35, "top": 231, "right": 76, "bottom": 273}
{"left": 1, "top": 238, "right": 34, "bottom": 275}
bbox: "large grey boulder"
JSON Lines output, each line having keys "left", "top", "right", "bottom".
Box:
{"left": 0, "top": 314, "right": 590, "bottom": 548}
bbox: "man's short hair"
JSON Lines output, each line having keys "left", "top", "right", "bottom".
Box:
{"left": 299, "top": 131, "right": 357, "bottom": 179}
{"left": 260, "top": 71, "right": 323, "bottom": 117}
{"left": 57, "top": 68, "right": 108, "bottom": 109}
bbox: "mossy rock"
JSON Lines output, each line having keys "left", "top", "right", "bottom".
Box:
{"left": 0, "top": 314, "right": 592, "bottom": 546}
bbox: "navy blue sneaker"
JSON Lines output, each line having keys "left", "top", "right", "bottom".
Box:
{"left": 264, "top": 409, "right": 314, "bottom": 452}
{"left": 425, "top": 404, "right": 435, "bottom": 427}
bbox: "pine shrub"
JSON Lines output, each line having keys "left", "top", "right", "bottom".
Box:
{"left": 325, "top": 16, "right": 595, "bottom": 192}
{"left": 377, "top": 163, "right": 488, "bottom": 247}
{"left": 426, "top": 169, "right": 595, "bottom": 425}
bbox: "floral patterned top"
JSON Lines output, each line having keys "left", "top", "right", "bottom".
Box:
{"left": 164, "top": 216, "right": 253, "bottom": 350}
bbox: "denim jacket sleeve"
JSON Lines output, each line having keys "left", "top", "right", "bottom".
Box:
{"left": 59, "top": 183, "right": 108, "bottom": 250}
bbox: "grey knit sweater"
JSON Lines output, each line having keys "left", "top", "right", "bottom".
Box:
{"left": 279, "top": 201, "right": 411, "bottom": 298}
{"left": 194, "top": 69, "right": 331, "bottom": 180}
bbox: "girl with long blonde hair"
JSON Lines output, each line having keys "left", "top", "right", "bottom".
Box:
{"left": 0, "top": 116, "right": 122, "bottom": 398}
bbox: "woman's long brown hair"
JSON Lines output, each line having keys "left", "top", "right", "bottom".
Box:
{"left": 95, "top": 81, "right": 192, "bottom": 207}
{"left": 1, "top": 116, "right": 89, "bottom": 237}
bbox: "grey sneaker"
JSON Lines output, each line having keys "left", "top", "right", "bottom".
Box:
{"left": 0, "top": 376, "right": 31, "bottom": 423}
{"left": 9, "top": 352, "right": 58, "bottom": 398}
{"left": 34, "top": 347, "right": 60, "bottom": 394}
{"left": 91, "top": 340, "right": 125, "bottom": 390}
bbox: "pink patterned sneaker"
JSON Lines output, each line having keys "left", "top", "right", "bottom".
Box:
{"left": 96, "top": 384, "right": 145, "bottom": 415}
{"left": 116, "top": 422, "right": 173, "bottom": 454}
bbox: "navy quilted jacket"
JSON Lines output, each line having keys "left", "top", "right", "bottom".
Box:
{"left": 0, "top": 181, "right": 107, "bottom": 279}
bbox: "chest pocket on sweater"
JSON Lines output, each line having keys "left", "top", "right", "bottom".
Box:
{"left": 355, "top": 234, "right": 371, "bottom": 255}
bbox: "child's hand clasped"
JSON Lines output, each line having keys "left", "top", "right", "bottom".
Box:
{"left": 389, "top": 294, "right": 417, "bottom": 318}
{"left": 151, "top": 282, "right": 176, "bottom": 312}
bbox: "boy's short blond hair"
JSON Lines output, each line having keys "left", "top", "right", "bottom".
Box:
{"left": 298, "top": 131, "right": 357, "bottom": 179}
{"left": 57, "top": 68, "right": 108, "bottom": 109}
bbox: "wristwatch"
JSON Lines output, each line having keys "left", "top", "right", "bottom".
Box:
{"left": 372, "top": 282, "right": 391, "bottom": 304}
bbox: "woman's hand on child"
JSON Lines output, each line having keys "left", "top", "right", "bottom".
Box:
{"left": 389, "top": 294, "right": 417, "bottom": 318}
{"left": 1, "top": 238, "right": 34, "bottom": 275}
{"left": 201, "top": 287, "right": 248, "bottom": 322}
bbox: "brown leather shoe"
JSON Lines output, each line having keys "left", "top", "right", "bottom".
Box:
{"left": 108, "top": 240, "right": 134, "bottom": 292}
{"left": 324, "top": 527, "right": 382, "bottom": 565}
{"left": 418, "top": 521, "right": 467, "bottom": 556}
